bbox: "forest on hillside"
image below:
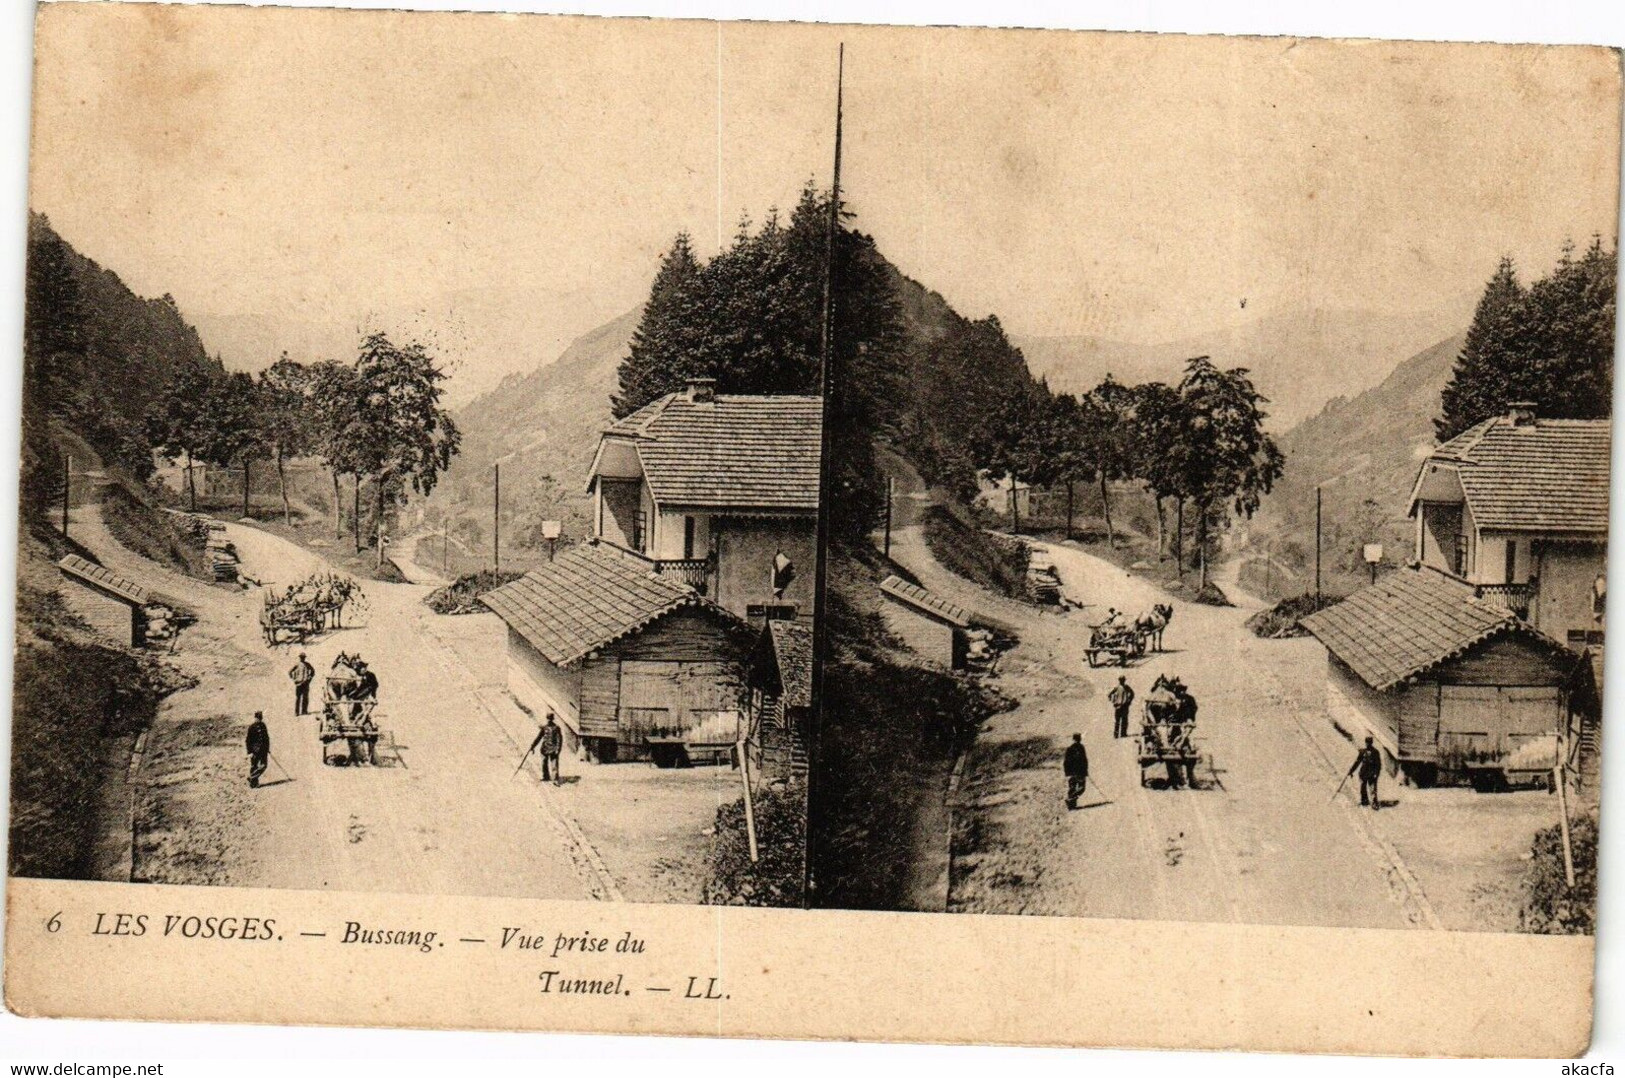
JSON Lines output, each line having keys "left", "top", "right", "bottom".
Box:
{"left": 1235, "top": 238, "right": 1616, "bottom": 605}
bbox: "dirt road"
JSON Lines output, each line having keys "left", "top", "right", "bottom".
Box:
{"left": 74, "top": 506, "right": 598, "bottom": 901}
{"left": 889, "top": 524, "right": 1439, "bottom": 928}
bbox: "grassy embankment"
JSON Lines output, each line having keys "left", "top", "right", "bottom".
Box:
{"left": 9, "top": 519, "right": 194, "bottom": 879}
{"left": 101, "top": 480, "right": 213, "bottom": 579}
{"left": 811, "top": 547, "right": 1013, "bottom": 910}
{"left": 920, "top": 502, "right": 1030, "bottom": 601}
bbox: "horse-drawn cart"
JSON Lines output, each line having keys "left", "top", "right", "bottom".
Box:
{"left": 1085, "top": 621, "right": 1146, "bottom": 667}
{"left": 315, "top": 656, "right": 396, "bottom": 767}
{"left": 261, "top": 593, "right": 323, "bottom": 645}
{"left": 260, "top": 573, "right": 364, "bottom": 646}
{"left": 1137, "top": 674, "right": 1207, "bottom": 789}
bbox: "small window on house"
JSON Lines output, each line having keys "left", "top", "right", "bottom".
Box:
{"left": 683, "top": 516, "right": 696, "bottom": 560}
{"left": 1453, "top": 534, "right": 1468, "bottom": 578}
{"left": 632, "top": 510, "right": 647, "bottom": 553}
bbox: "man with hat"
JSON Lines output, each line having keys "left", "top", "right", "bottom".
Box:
{"left": 1108, "top": 675, "right": 1135, "bottom": 739}
{"left": 1349, "top": 735, "right": 1383, "bottom": 810}
{"left": 245, "top": 711, "right": 271, "bottom": 788}
{"left": 289, "top": 651, "right": 314, "bottom": 716}
{"left": 1062, "top": 733, "right": 1089, "bottom": 810}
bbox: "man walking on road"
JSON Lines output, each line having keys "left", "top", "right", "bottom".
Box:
{"left": 529, "top": 713, "right": 565, "bottom": 786}
{"left": 1350, "top": 735, "right": 1383, "bottom": 810}
{"left": 289, "top": 652, "right": 314, "bottom": 716}
{"left": 245, "top": 711, "right": 271, "bottom": 789}
{"left": 1063, "top": 733, "right": 1089, "bottom": 810}
{"left": 1108, "top": 676, "right": 1135, "bottom": 739}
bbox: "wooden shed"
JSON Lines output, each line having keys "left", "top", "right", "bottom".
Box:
{"left": 58, "top": 554, "right": 148, "bottom": 647}
{"left": 480, "top": 541, "right": 754, "bottom": 763}
{"left": 878, "top": 575, "right": 971, "bottom": 668}
{"left": 1302, "top": 565, "right": 1593, "bottom": 787}
{"left": 745, "top": 618, "right": 811, "bottom": 782}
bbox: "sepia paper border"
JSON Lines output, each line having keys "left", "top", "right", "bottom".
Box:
{"left": 4, "top": 877, "right": 1596, "bottom": 1055}
{"left": 6, "top": 2, "right": 1619, "bottom": 1058}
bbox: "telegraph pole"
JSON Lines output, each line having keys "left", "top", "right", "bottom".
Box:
{"left": 807, "top": 42, "right": 844, "bottom": 906}
{"left": 1315, "top": 485, "right": 1323, "bottom": 604}
{"left": 493, "top": 463, "right": 501, "bottom": 572}
{"left": 883, "top": 476, "right": 893, "bottom": 559}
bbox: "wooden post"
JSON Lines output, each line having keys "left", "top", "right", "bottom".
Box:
{"left": 883, "top": 476, "right": 893, "bottom": 558}
{"left": 493, "top": 463, "right": 501, "bottom": 572}
{"left": 1555, "top": 761, "right": 1577, "bottom": 888}
{"left": 61, "top": 455, "right": 70, "bottom": 537}
{"left": 353, "top": 474, "right": 361, "bottom": 555}
{"left": 1315, "top": 486, "right": 1323, "bottom": 604}
{"left": 738, "top": 729, "right": 759, "bottom": 864}
{"left": 443, "top": 520, "right": 449, "bottom": 575}
{"left": 1066, "top": 480, "right": 1074, "bottom": 542}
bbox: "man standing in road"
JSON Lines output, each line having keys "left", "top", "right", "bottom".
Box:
{"left": 1108, "top": 676, "right": 1135, "bottom": 739}
{"left": 1350, "top": 735, "right": 1383, "bottom": 810}
{"left": 532, "top": 713, "right": 565, "bottom": 786}
{"left": 1063, "top": 733, "right": 1089, "bottom": 810}
{"left": 245, "top": 711, "right": 270, "bottom": 789}
{"left": 289, "top": 652, "right": 314, "bottom": 716}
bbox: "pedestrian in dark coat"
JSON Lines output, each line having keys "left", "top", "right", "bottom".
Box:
{"left": 245, "top": 711, "right": 270, "bottom": 788}
{"left": 530, "top": 714, "right": 565, "bottom": 786}
{"left": 1108, "top": 676, "right": 1135, "bottom": 739}
{"left": 1063, "top": 733, "right": 1089, "bottom": 810}
{"left": 1350, "top": 735, "right": 1383, "bottom": 810}
{"left": 289, "top": 652, "right": 314, "bottom": 716}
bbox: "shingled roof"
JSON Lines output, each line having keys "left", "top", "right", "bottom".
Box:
{"left": 1411, "top": 415, "right": 1610, "bottom": 533}
{"left": 767, "top": 619, "right": 813, "bottom": 709}
{"left": 596, "top": 392, "right": 822, "bottom": 512}
{"left": 879, "top": 575, "right": 972, "bottom": 628}
{"left": 58, "top": 554, "right": 150, "bottom": 606}
{"left": 1301, "top": 566, "right": 1570, "bottom": 692}
{"left": 480, "top": 542, "right": 737, "bottom": 667}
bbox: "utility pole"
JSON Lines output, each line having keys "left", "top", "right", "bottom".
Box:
{"left": 883, "top": 476, "right": 893, "bottom": 559}
{"left": 61, "top": 455, "right": 70, "bottom": 537}
{"left": 493, "top": 463, "right": 501, "bottom": 572}
{"left": 807, "top": 42, "right": 844, "bottom": 907}
{"left": 1315, "top": 485, "right": 1323, "bottom": 604}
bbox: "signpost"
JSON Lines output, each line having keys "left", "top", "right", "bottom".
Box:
{"left": 541, "top": 520, "right": 562, "bottom": 562}
{"left": 1363, "top": 542, "right": 1383, "bottom": 585}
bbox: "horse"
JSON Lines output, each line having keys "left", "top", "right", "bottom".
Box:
{"left": 1135, "top": 603, "right": 1174, "bottom": 651}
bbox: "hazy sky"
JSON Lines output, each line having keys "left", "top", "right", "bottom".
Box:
{"left": 29, "top": 5, "right": 1622, "bottom": 400}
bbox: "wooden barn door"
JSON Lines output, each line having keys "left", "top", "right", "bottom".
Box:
{"left": 1438, "top": 686, "right": 1499, "bottom": 769}
{"left": 1439, "top": 685, "right": 1560, "bottom": 769}
{"left": 619, "top": 660, "right": 742, "bottom": 739}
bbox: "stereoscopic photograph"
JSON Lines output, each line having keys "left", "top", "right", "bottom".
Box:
{"left": 3, "top": 0, "right": 1616, "bottom": 1054}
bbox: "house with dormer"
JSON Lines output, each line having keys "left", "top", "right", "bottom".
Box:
{"left": 1408, "top": 402, "right": 1608, "bottom": 650}
{"left": 586, "top": 378, "right": 821, "bottom": 623}
{"left": 1303, "top": 402, "right": 1606, "bottom": 790}
{"left": 481, "top": 379, "right": 822, "bottom": 764}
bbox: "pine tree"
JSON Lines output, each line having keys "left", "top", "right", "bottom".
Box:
{"left": 1437, "top": 257, "right": 1526, "bottom": 440}
{"left": 1436, "top": 241, "right": 1616, "bottom": 441}
{"left": 612, "top": 232, "right": 702, "bottom": 416}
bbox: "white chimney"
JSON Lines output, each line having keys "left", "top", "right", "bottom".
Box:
{"left": 686, "top": 377, "right": 717, "bottom": 403}
{"left": 1508, "top": 401, "right": 1537, "bottom": 427}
